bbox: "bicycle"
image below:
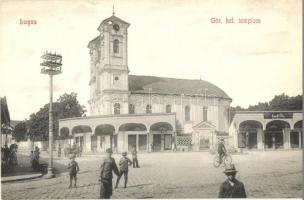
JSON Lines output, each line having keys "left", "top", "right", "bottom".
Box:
{"left": 213, "top": 152, "right": 232, "bottom": 168}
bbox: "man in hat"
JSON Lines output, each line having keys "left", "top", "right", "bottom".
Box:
{"left": 67, "top": 154, "right": 79, "bottom": 188}
{"left": 218, "top": 164, "right": 247, "bottom": 198}
{"left": 100, "top": 148, "right": 119, "bottom": 199}
{"left": 115, "top": 151, "right": 132, "bottom": 189}
{"left": 217, "top": 138, "right": 227, "bottom": 164}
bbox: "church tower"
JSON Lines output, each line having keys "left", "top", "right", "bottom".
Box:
{"left": 88, "top": 12, "right": 130, "bottom": 115}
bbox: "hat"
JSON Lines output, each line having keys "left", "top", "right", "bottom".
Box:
{"left": 122, "top": 152, "right": 127, "bottom": 156}
{"left": 223, "top": 164, "right": 238, "bottom": 174}
{"left": 106, "top": 148, "right": 112, "bottom": 153}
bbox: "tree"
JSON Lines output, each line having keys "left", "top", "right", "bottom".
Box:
{"left": 14, "top": 121, "right": 28, "bottom": 142}
{"left": 268, "top": 94, "right": 302, "bottom": 110}
{"left": 229, "top": 106, "right": 245, "bottom": 124}
{"left": 247, "top": 102, "right": 270, "bottom": 111}
{"left": 27, "top": 93, "right": 86, "bottom": 141}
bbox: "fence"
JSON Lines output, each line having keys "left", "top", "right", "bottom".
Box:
{"left": 176, "top": 135, "right": 192, "bottom": 151}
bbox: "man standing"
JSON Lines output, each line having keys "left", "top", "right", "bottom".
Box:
{"left": 100, "top": 148, "right": 119, "bottom": 199}
{"left": 131, "top": 146, "right": 139, "bottom": 168}
{"left": 218, "top": 164, "right": 247, "bottom": 198}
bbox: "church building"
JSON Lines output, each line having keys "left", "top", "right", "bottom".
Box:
{"left": 58, "top": 13, "right": 232, "bottom": 153}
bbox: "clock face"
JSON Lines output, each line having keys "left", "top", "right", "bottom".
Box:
{"left": 113, "top": 24, "right": 120, "bottom": 31}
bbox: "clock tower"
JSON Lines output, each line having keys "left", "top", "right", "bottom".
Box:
{"left": 88, "top": 13, "right": 130, "bottom": 115}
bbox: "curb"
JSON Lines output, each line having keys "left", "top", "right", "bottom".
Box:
{"left": 1, "top": 173, "right": 43, "bottom": 183}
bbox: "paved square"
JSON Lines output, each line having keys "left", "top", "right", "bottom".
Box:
{"left": 1, "top": 150, "right": 302, "bottom": 199}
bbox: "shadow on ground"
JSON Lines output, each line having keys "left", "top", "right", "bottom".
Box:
{"left": 1, "top": 153, "right": 68, "bottom": 178}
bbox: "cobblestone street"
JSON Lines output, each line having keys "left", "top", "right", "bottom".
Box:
{"left": 1, "top": 150, "right": 302, "bottom": 199}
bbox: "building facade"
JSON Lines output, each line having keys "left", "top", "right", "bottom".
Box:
{"left": 59, "top": 14, "right": 232, "bottom": 153}
{"left": 229, "top": 111, "right": 302, "bottom": 150}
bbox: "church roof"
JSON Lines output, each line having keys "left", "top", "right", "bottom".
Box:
{"left": 87, "top": 35, "right": 101, "bottom": 48}
{"left": 100, "top": 15, "right": 130, "bottom": 26}
{"left": 128, "top": 75, "right": 231, "bottom": 99}
{"left": 97, "top": 15, "right": 130, "bottom": 32}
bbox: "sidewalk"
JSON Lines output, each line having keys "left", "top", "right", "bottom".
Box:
{"left": 1, "top": 172, "right": 43, "bottom": 183}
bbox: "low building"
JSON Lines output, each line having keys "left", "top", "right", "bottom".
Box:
{"left": 229, "top": 111, "right": 302, "bottom": 150}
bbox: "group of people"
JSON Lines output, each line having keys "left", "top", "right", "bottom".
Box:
{"left": 30, "top": 146, "right": 40, "bottom": 171}
{"left": 67, "top": 146, "right": 139, "bottom": 198}
{"left": 1, "top": 144, "right": 18, "bottom": 172}
{"left": 217, "top": 138, "right": 247, "bottom": 198}
{"left": 99, "top": 147, "right": 139, "bottom": 198}
{"left": 67, "top": 140, "right": 246, "bottom": 199}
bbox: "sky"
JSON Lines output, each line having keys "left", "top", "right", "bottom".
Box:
{"left": 0, "top": 0, "right": 302, "bottom": 120}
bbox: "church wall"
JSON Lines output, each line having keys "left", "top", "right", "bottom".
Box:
{"left": 103, "top": 31, "right": 110, "bottom": 65}
{"left": 129, "top": 94, "right": 231, "bottom": 133}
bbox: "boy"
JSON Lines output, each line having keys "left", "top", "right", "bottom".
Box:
{"left": 115, "top": 152, "right": 132, "bottom": 189}
{"left": 131, "top": 146, "right": 139, "bottom": 168}
{"left": 68, "top": 154, "right": 79, "bottom": 188}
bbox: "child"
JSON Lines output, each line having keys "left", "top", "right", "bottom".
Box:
{"left": 67, "top": 154, "right": 79, "bottom": 188}
{"left": 132, "top": 146, "right": 139, "bottom": 168}
{"left": 115, "top": 152, "right": 132, "bottom": 189}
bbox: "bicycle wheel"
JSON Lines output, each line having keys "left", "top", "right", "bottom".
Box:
{"left": 213, "top": 155, "right": 221, "bottom": 168}
{"left": 223, "top": 154, "right": 232, "bottom": 165}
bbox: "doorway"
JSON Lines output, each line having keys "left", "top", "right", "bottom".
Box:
{"left": 128, "top": 135, "right": 136, "bottom": 151}
{"left": 91, "top": 135, "right": 97, "bottom": 151}
{"left": 139, "top": 135, "right": 147, "bottom": 151}
{"left": 164, "top": 134, "right": 172, "bottom": 150}
{"left": 290, "top": 131, "right": 300, "bottom": 148}
{"left": 153, "top": 134, "right": 161, "bottom": 151}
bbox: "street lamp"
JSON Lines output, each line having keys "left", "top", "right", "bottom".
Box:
{"left": 40, "top": 51, "right": 62, "bottom": 178}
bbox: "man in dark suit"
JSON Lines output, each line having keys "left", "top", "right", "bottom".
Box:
{"left": 218, "top": 164, "right": 247, "bottom": 198}
{"left": 99, "top": 148, "right": 119, "bottom": 199}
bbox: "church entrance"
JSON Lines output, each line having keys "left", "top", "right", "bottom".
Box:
{"left": 199, "top": 137, "right": 210, "bottom": 150}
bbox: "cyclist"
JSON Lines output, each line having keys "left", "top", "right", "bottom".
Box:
{"left": 217, "top": 138, "right": 227, "bottom": 164}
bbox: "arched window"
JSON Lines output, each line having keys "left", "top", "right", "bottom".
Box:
{"left": 114, "top": 103, "right": 120, "bottom": 114}
{"left": 203, "top": 106, "right": 208, "bottom": 121}
{"left": 113, "top": 39, "right": 119, "bottom": 53}
{"left": 166, "top": 105, "right": 171, "bottom": 113}
{"left": 129, "top": 104, "right": 135, "bottom": 114}
{"left": 146, "top": 104, "right": 152, "bottom": 114}
{"left": 185, "top": 106, "right": 190, "bottom": 121}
